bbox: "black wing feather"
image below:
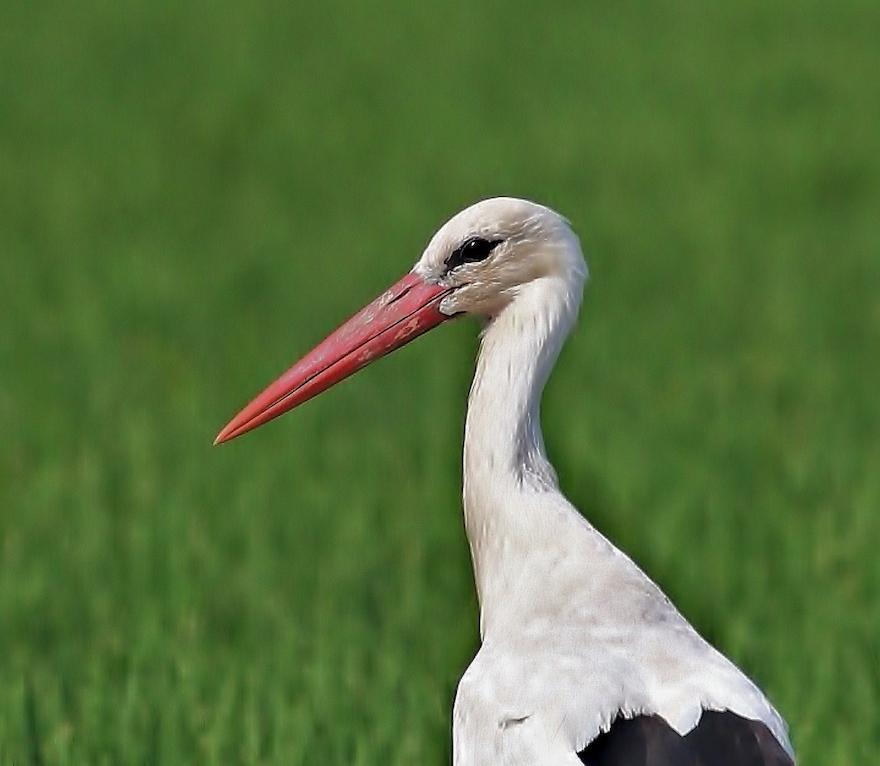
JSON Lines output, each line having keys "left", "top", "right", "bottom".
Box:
{"left": 577, "top": 711, "right": 794, "bottom": 766}
{"left": 578, "top": 715, "right": 695, "bottom": 766}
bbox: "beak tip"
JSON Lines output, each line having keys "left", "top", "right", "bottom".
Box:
{"left": 213, "top": 425, "right": 234, "bottom": 445}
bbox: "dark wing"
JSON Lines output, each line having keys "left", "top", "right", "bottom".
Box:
{"left": 577, "top": 711, "right": 794, "bottom": 766}
{"left": 686, "top": 711, "right": 794, "bottom": 766}
{"left": 577, "top": 715, "right": 693, "bottom": 766}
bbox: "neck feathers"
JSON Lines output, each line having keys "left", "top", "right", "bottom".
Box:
{"left": 462, "top": 268, "right": 583, "bottom": 618}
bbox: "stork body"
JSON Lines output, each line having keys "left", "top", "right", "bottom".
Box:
{"left": 216, "top": 198, "right": 795, "bottom": 765}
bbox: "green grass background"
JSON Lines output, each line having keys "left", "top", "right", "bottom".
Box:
{"left": 1, "top": 0, "right": 878, "bottom": 763}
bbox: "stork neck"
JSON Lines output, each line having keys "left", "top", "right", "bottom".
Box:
{"left": 462, "top": 277, "right": 580, "bottom": 616}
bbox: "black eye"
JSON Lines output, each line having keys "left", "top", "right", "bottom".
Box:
{"left": 445, "top": 237, "right": 503, "bottom": 271}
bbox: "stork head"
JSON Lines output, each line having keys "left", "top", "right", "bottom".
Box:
{"left": 416, "top": 197, "right": 586, "bottom": 319}
{"left": 215, "top": 197, "right": 586, "bottom": 443}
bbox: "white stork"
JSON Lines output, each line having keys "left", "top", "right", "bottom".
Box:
{"left": 216, "top": 198, "right": 795, "bottom": 766}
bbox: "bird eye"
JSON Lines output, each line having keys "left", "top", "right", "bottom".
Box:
{"left": 445, "top": 237, "right": 502, "bottom": 271}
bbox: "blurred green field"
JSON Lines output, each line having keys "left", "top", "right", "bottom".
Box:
{"left": 1, "top": 0, "right": 879, "bottom": 763}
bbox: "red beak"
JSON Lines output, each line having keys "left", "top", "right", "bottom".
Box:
{"left": 215, "top": 271, "right": 453, "bottom": 444}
